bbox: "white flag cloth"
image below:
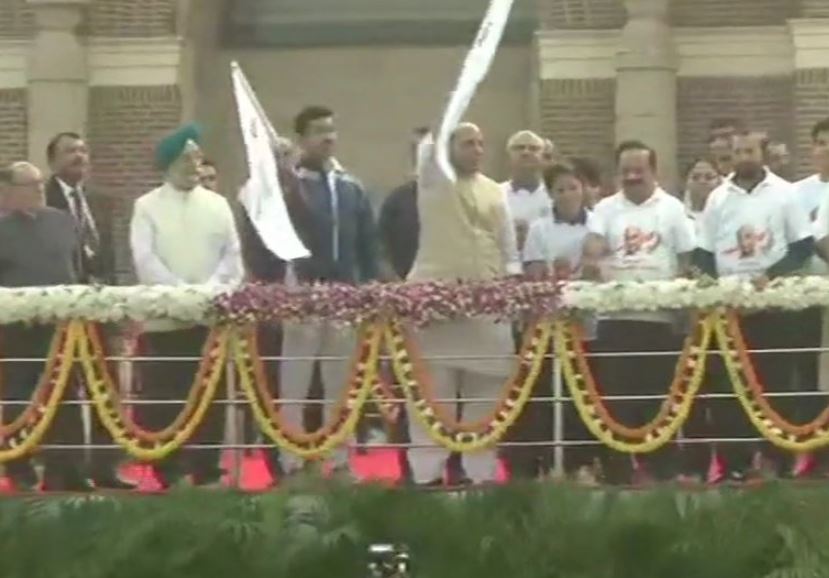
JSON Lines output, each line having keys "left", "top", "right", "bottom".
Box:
{"left": 231, "top": 62, "right": 310, "bottom": 261}
{"left": 434, "top": 0, "right": 515, "bottom": 181}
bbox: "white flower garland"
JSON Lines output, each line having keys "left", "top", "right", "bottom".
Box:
{"left": 0, "top": 276, "right": 826, "bottom": 324}
{"left": 0, "top": 285, "right": 225, "bottom": 325}
{"left": 561, "top": 276, "right": 829, "bottom": 313}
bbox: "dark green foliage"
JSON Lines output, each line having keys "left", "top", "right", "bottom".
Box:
{"left": 1, "top": 481, "right": 829, "bottom": 578}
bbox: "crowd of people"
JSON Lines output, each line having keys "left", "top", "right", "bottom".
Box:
{"left": 0, "top": 108, "right": 828, "bottom": 490}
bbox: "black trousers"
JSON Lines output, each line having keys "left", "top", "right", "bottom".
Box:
{"left": 503, "top": 343, "right": 553, "bottom": 479}
{"left": 140, "top": 327, "right": 225, "bottom": 482}
{"left": 710, "top": 310, "right": 813, "bottom": 475}
{"left": 88, "top": 326, "right": 133, "bottom": 481}
{"left": 1, "top": 323, "right": 86, "bottom": 485}
{"left": 591, "top": 319, "right": 682, "bottom": 484}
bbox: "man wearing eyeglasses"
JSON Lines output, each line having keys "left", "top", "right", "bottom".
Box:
{"left": 0, "top": 162, "right": 92, "bottom": 491}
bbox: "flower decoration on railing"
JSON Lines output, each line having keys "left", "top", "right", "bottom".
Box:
{"left": 213, "top": 279, "right": 561, "bottom": 326}
{"left": 1, "top": 277, "right": 829, "bottom": 461}
{"left": 1, "top": 276, "right": 828, "bottom": 326}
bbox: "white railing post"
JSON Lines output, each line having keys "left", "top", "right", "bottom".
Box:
{"left": 552, "top": 352, "right": 565, "bottom": 477}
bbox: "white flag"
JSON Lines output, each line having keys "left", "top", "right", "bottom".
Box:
{"left": 435, "top": 0, "right": 515, "bottom": 181}
{"left": 231, "top": 62, "right": 309, "bottom": 261}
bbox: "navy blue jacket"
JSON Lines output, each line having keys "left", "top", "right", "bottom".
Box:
{"left": 291, "top": 165, "right": 379, "bottom": 284}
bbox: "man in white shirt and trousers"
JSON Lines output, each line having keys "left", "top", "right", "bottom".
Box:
{"left": 130, "top": 123, "right": 244, "bottom": 488}
{"left": 499, "top": 129, "right": 553, "bottom": 478}
{"left": 583, "top": 140, "right": 696, "bottom": 485}
{"left": 407, "top": 123, "right": 520, "bottom": 486}
{"left": 697, "top": 130, "right": 813, "bottom": 481}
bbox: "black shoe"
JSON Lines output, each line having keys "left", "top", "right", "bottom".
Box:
{"left": 92, "top": 475, "right": 137, "bottom": 491}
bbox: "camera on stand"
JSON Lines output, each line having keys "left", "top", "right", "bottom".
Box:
{"left": 367, "top": 543, "right": 411, "bottom": 578}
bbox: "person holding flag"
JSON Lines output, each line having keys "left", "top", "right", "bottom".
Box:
{"left": 407, "top": 124, "right": 519, "bottom": 486}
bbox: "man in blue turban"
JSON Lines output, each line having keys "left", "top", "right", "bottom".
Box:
{"left": 130, "top": 123, "right": 244, "bottom": 488}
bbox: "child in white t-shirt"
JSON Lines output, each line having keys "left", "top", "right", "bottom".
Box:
{"left": 523, "top": 162, "right": 592, "bottom": 279}
{"left": 522, "top": 161, "right": 596, "bottom": 482}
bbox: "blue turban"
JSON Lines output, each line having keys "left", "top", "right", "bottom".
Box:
{"left": 155, "top": 123, "right": 202, "bottom": 171}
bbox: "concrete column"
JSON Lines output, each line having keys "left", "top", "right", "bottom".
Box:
{"left": 26, "top": 0, "right": 89, "bottom": 170}
{"left": 615, "top": 0, "right": 678, "bottom": 189}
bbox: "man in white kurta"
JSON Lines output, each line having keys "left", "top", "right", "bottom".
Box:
{"left": 407, "top": 123, "right": 519, "bottom": 485}
{"left": 130, "top": 124, "right": 243, "bottom": 488}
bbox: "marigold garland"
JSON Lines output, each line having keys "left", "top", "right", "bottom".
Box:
{"left": 715, "top": 311, "right": 829, "bottom": 451}
{"left": 369, "top": 372, "right": 401, "bottom": 424}
{"left": 76, "top": 324, "right": 229, "bottom": 461}
{"left": 0, "top": 323, "right": 69, "bottom": 437}
{"left": 77, "top": 323, "right": 226, "bottom": 443}
{"left": 385, "top": 320, "right": 552, "bottom": 452}
{"left": 233, "top": 323, "right": 382, "bottom": 459}
{"left": 0, "top": 322, "right": 79, "bottom": 463}
{"left": 554, "top": 316, "right": 712, "bottom": 454}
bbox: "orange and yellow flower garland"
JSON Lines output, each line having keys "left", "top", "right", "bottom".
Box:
{"left": 75, "top": 323, "right": 229, "bottom": 461}
{"left": 385, "top": 320, "right": 552, "bottom": 452}
{"left": 0, "top": 322, "right": 79, "bottom": 463}
{"left": 78, "top": 323, "right": 226, "bottom": 444}
{"left": 234, "top": 323, "right": 383, "bottom": 459}
{"left": 715, "top": 310, "right": 829, "bottom": 451}
{"left": 7, "top": 310, "right": 829, "bottom": 458}
{"left": 0, "top": 323, "right": 71, "bottom": 438}
{"left": 554, "top": 316, "right": 712, "bottom": 453}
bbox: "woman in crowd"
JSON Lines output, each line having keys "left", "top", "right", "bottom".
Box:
{"left": 523, "top": 161, "right": 597, "bottom": 483}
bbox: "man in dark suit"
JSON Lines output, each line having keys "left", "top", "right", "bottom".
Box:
{"left": 44, "top": 132, "right": 134, "bottom": 490}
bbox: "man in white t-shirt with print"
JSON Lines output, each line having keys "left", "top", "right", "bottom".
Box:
{"left": 500, "top": 130, "right": 551, "bottom": 251}
{"left": 697, "top": 130, "right": 813, "bottom": 481}
{"left": 582, "top": 140, "right": 695, "bottom": 485}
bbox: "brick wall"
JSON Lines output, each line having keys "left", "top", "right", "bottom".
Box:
{"left": 539, "top": 0, "right": 625, "bottom": 30}
{"left": 676, "top": 76, "right": 795, "bottom": 177}
{"left": 0, "top": 0, "right": 33, "bottom": 38}
{"left": 794, "top": 69, "right": 829, "bottom": 178}
{"left": 87, "top": 0, "right": 177, "bottom": 37}
{"left": 87, "top": 86, "right": 182, "bottom": 280}
{"left": 670, "top": 0, "right": 795, "bottom": 27}
{"left": 539, "top": 78, "right": 616, "bottom": 177}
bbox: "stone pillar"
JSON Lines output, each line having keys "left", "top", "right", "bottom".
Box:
{"left": 26, "top": 0, "right": 89, "bottom": 170}
{"left": 615, "top": 0, "right": 678, "bottom": 189}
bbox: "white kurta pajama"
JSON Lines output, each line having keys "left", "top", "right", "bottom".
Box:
{"left": 406, "top": 149, "right": 520, "bottom": 484}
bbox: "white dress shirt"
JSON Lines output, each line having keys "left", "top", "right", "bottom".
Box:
{"left": 57, "top": 178, "right": 99, "bottom": 242}
{"left": 500, "top": 180, "right": 552, "bottom": 225}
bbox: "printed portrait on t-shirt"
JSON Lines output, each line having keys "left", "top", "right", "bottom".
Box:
{"left": 723, "top": 223, "right": 772, "bottom": 260}
{"left": 618, "top": 225, "right": 661, "bottom": 256}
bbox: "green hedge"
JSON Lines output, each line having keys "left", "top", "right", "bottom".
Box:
{"left": 3, "top": 481, "right": 829, "bottom": 578}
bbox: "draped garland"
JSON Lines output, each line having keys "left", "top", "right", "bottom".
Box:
{"left": 2, "top": 278, "right": 829, "bottom": 459}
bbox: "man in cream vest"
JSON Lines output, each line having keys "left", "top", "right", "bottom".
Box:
{"left": 408, "top": 122, "right": 520, "bottom": 486}
{"left": 130, "top": 124, "right": 243, "bottom": 488}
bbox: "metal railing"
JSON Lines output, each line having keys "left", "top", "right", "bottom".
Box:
{"left": 0, "top": 338, "right": 826, "bottom": 487}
